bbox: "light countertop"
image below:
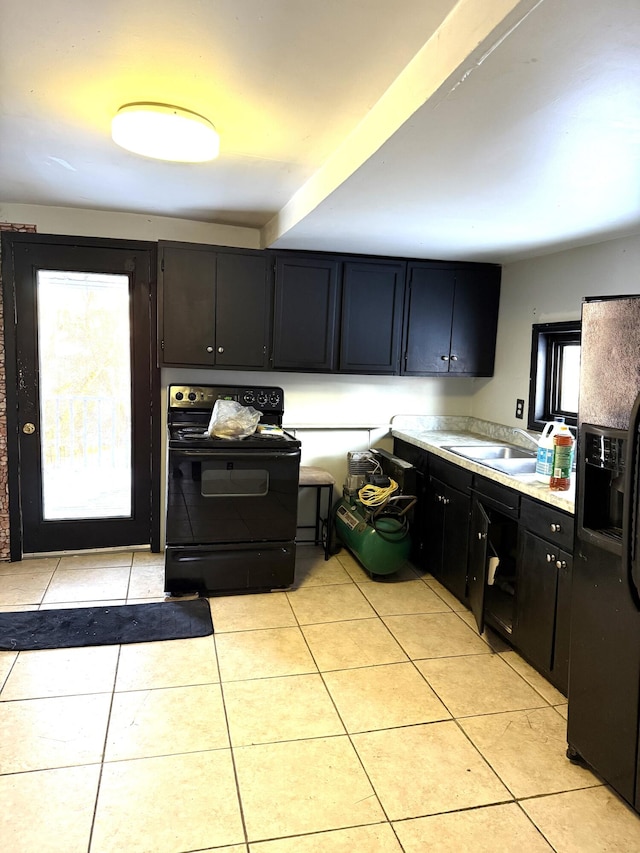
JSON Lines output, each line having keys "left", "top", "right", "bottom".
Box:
{"left": 392, "top": 423, "right": 575, "bottom": 515}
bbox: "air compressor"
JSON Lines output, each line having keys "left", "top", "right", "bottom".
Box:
{"left": 334, "top": 467, "right": 416, "bottom": 577}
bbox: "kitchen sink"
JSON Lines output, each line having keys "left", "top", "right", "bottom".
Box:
{"left": 443, "top": 444, "right": 537, "bottom": 476}
{"left": 444, "top": 444, "right": 536, "bottom": 461}
{"left": 482, "top": 457, "right": 538, "bottom": 475}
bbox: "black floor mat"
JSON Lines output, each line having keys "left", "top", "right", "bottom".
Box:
{"left": 0, "top": 598, "right": 213, "bottom": 650}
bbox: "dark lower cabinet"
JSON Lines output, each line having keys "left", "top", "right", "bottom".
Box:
{"left": 394, "top": 442, "right": 574, "bottom": 696}
{"left": 514, "top": 529, "right": 561, "bottom": 675}
{"left": 516, "top": 497, "right": 574, "bottom": 694}
{"left": 426, "top": 469, "right": 471, "bottom": 603}
{"left": 553, "top": 554, "right": 572, "bottom": 693}
{"left": 515, "top": 530, "right": 573, "bottom": 693}
{"left": 468, "top": 479, "right": 520, "bottom": 637}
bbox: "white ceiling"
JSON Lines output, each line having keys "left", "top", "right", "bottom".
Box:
{"left": 1, "top": 0, "right": 639, "bottom": 263}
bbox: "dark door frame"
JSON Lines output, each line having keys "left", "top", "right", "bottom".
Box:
{"left": 1, "top": 232, "right": 161, "bottom": 560}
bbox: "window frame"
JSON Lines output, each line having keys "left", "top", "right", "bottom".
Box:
{"left": 528, "top": 320, "right": 581, "bottom": 432}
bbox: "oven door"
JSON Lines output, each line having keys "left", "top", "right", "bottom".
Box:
{"left": 166, "top": 447, "right": 301, "bottom": 545}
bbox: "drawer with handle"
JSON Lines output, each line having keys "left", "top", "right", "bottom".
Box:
{"left": 520, "top": 496, "right": 574, "bottom": 551}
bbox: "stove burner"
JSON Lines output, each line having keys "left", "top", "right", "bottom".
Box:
{"left": 176, "top": 427, "right": 210, "bottom": 440}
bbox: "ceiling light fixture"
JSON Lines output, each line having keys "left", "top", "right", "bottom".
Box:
{"left": 111, "top": 103, "right": 219, "bottom": 163}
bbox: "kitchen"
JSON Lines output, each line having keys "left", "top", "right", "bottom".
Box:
{"left": 2, "top": 0, "right": 640, "bottom": 850}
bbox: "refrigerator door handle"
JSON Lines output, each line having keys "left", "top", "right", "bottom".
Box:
{"left": 622, "top": 391, "right": 640, "bottom": 605}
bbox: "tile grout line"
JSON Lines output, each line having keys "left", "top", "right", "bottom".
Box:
{"left": 85, "top": 640, "right": 123, "bottom": 853}
{"left": 212, "top": 624, "right": 252, "bottom": 850}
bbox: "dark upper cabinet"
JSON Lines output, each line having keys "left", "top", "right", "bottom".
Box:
{"left": 402, "top": 263, "right": 500, "bottom": 376}
{"left": 159, "top": 242, "right": 502, "bottom": 376}
{"left": 214, "top": 251, "right": 271, "bottom": 369}
{"left": 339, "top": 261, "right": 406, "bottom": 374}
{"left": 449, "top": 267, "right": 501, "bottom": 375}
{"left": 159, "top": 243, "right": 271, "bottom": 369}
{"left": 160, "top": 243, "right": 216, "bottom": 366}
{"left": 272, "top": 255, "right": 340, "bottom": 371}
{"left": 403, "top": 265, "right": 454, "bottom": 375}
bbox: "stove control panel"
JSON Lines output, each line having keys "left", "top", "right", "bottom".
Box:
{"left": 169, "top": 385, "right": 284, "bottom": 413}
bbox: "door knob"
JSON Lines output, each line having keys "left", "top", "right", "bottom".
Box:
{"left": 450, "top": 355, "right": 458, "bottom": 361}
{"left": 441, "top": 355, "right": 450, "bottom": 361}
{"left": 217, "top": 346, "right": 224, "bottom": 353}
{"left": 206, "top": 346, "right": 214, "bottom": 353}
{"left": 22, "top": 423, "right": 36, "bottom": 435}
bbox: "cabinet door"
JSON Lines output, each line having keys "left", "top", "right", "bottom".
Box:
{"left": 403, "top": 265, "right": 455, "bottom": 374}
{"left": 514, "top": 529, "right": 559, "bottom": 675}
{"left": 449, "top": 267, "right": 500, "bottom": 376}
{"left": 160, "top": 245, "right": 216, "bottom": 366}
{"left": 272, "top": 256, "right": 339, "bottom": 371}
{"left": 551, "top": 550, "right": 572, "bottom": 694}
{"left": 215, "top": 251, "right": 270, "bottom": 369}
{"left": 339, "top": 261, "right": 405, "bottom": 373}
{"left": 468, "top": 498, "right": 490, "bottom": 633}
{"left": 440, "top": 481, "right": 471, "bottom": 603}
{"left": 425, "top": 475, "right": 447, "bottom": 580}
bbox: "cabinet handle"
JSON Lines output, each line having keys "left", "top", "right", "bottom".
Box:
{"left": 442, "top": 497, "right": 450, "bottom": 506}
{"left": 477, "top": 532, "right": 487, "bottom": 540}
{"left": 441, "top": 355, "right": 450, "bottom": 361}
{"left": 206, "top": 346, "right": 214, "bottom": 353}
{"left": 450, "top": 355, "right": 458, "bottom": 361}
{"left": 217, "top": 346, "right": 224, "bottom": 353}
{"left": 556, "top": 559, "right": 568, "bottom": 569}
{"left": 546, "top": 553, "right": 556, "bottom": 563}
{"left": 550, "top": 522, "right": 562, "bottom": 533}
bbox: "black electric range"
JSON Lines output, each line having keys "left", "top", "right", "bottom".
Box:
{"left": 165, "top": 384, "right": 301, "bottom": 596}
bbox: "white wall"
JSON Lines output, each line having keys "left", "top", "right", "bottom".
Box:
{"left": 472, "top": 232, "right": 640, "bottom": 427}
{"left": 162, "top": 367, "right": 479, "bottom": 494}
{"left": 0, "top": 203, "right": 260, "bottom": 248}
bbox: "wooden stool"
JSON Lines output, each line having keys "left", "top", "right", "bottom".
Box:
{"left": 297, "top": 466, "right": 335, "bottom": 560}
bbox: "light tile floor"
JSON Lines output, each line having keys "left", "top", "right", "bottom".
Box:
{"left": 1, "top": 547, "right": 640, "bottom": 852}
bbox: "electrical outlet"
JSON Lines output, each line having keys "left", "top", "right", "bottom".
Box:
{"left": 515, "top": 398, "right": 525, "bottom": 419}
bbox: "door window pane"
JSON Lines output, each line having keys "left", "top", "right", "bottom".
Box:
{"left": 37, "top": 271, "right": 131, "bottom": 519}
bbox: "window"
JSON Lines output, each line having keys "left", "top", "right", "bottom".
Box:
{"left": 528, "top": 321, "right": 581, "bottom": 431}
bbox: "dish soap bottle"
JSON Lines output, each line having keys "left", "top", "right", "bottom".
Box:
{"left": 549, "top": 424, "right": 575, "bottom": 491}
{"left": 536, "top": 417, "right": 565, "bottom": 484}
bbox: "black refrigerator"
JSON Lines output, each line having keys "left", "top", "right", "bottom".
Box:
{"left": 569, "top": 294, "right": 640, "bottom": 810}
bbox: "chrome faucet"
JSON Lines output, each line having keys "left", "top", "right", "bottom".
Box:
{"left": 512, "top": 428, "right": 539, "bottom": 447}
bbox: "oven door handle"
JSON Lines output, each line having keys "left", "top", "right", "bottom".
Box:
{"left": 173, "top": 449, "right": 301, "bottom": 461}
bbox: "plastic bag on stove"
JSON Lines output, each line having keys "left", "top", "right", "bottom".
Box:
{"left": 207, "top": 399, "right": 262, "bottom": 439}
